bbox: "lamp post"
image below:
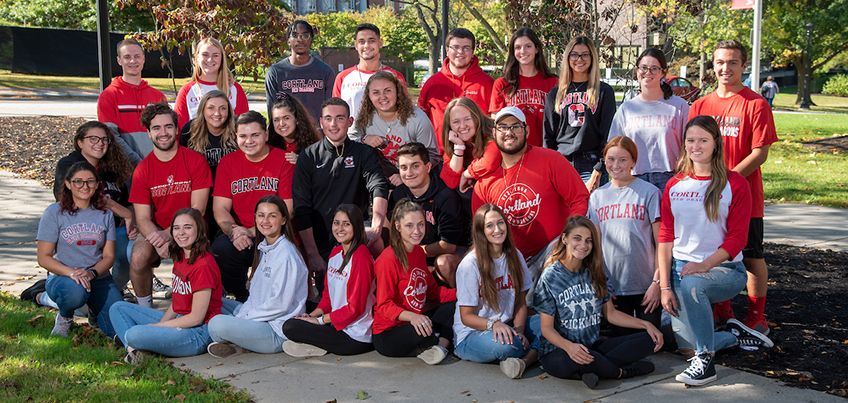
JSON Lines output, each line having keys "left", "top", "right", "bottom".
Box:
{"left": 800, "top": 22, "right": 813, "bottom": 110}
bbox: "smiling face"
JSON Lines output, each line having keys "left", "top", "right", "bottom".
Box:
{"left": 447, "top": 37, "right": 474, "bottom": 71}
{"left": 569, "top": 44, "right": 592, "bottom": 78}
{"left": 196, "top": 42, "right": 223, "bottom": 80}
{"left": 449, "top": 105, "right": 476, "bottom": 143}
{"left": 272, "top": 105, "right": 297, "bottom": 140}
{"left": 147, "top": 113, "right": 178, "bottom": 152}
{"left": 204, "top": 97, "right": 229, "bottom": 132}
{"left": 288, "top": 24, "right": 313, "bottom": 57}
{"left": 513, "top": 36, "right": 538, "bottom": 67}
{"left": 255, "top": 202, "right": 285, "bottom": 243}
{"left": 562, "top": 225, "right": 593, "bottom": 262}
{"left": 354, "top": 29, "right": 382, "bottom": 62}
{"left": 684, "top": 125, "right": 716, "bottom": 167}
{"left": 332, "top": 211, "right": 354, "bottom": 247}
{"left": 397, "top": 154, "right": 431, "bottom": 192}
{"left": 483, "top": 210, "right": 508, "bottom": 246}
{"left": 320, "top": 104, "right": 353, "bottom": 145}
{"left": 637, "top": 55, "right": 664, "bottom": 89}
{"left": 396, "top": 211, "right": 426, "bottom": 250}
{"left": 494, "top": 115, "right": 527, "bottom": 155}
{"left": 77, "top": 127, "right": 109, "bottom": 163}
{"left": 172, "top": 214, "right": 199, "bottom": 252}
{"left": 117, "top": 44, "right": 145, "bottom": 78}
{"left": 66, "top": 169, "right": 98, "bottom": 204}
{"left": 713, "top": 48, "right": 746, "bottom": 88}
{"left": 237, "top": 122, "right": 269, "bottom": 162}
{"left": 604, "top": 146, "right": 636, "bottom": 182}
{"left": 368, "top": 78, "right": 398, "bottom": 114}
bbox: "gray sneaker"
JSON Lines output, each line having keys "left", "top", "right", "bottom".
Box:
{"left": 417, "top": 345, "right": 448, "bottom": 365}
{"left": 283, "top": 340, "right": 327, "bottom": 357}
{"left": 120, "top": 286, "right": 137, "bottom": 303}
{"left": 152, "top": 276, "right": 172, "bottom": 299}
{"left": 51, "top": 313, "right": 73, "bottom": 337}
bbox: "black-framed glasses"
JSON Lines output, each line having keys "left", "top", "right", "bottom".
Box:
{"left": 84, "top": 136, "right": 110, "bottom": 145}
{"left": 290, "top": 32, "right": 312, "bottom": 40}
{"left": 637, "top": 66, "right": 664, "bottom": 75}
{"left": 70, "top": 179, "right": 98, "bottom": 189}
{"left": 569, "top": 52, "right": 591, "bottom": 61}
{"left": 496, "top": 124, "right": 526, "bottom": 134}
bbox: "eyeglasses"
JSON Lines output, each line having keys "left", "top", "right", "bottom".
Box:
{"left": 637, "top": 65, "right": 664, "bottom": 75}
{"left": 568, "top": 52, "right": 591, "bottom": 61}
{"left": 496, "top": 124, "right": 526, "bottom": 134}
{"left": 448, "top": 45, "right": 474, "bottom": 53}
{"left": 84, "top": 136, "right": 110, "bottom": 145}
{"left": 289, "top": 32, "right": 311, "bottom": 40}
{"left": 70, "top": 179, "right": 98, "bottom": 189}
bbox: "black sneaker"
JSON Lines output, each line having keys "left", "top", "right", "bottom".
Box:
{"left": 726, "top": 318, "right": 774, "bottom": 350}
{"left": 120, "top": 286, "right": 137, "bottom": 303}
{"left": 675, "top": 352, "right": 716, "bottom": 386}
{"left": 151, "top": 276, "right": 172, "bottom": 299}
{"left": 581, "top": 372, "right": 600, "bottom": 389}
{"left": 620, "top": 359, "right": 655, "bottom": 379}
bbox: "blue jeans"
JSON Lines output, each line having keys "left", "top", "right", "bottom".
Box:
{"left": 670, "top": 259, "right": 746, "bottom": 354}
{"left": 112, "top": 226, "right": 131, "bottom": 290}
{"left": 569, "top": 152, "right": 608, "bottom": 186}
{"left": 455, "top": 318, "right": 538, "bottom": 363}
{"left": 635, "top": 171, "right": 674, "bottom": 194}
{"left": 45, "top": 273, "right": 122, "bottom": 338}
{"left": 765, "top": 97, "right": 774, "bottom": 107}
{"left": 208, "top": 299, "right": 286, "bottom": 354}
{"left": 109, "top": 301, "right": 212, "bottom": 357}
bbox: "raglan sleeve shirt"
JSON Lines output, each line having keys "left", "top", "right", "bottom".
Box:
{"left": 325, "top": 246, "right": 375, "bottom": 332}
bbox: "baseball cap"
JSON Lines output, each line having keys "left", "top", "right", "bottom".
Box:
{"left": 493, "top": 106, "right": 526, "bottom": 125}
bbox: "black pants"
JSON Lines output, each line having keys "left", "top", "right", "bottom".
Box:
{"left": 610, "top": 294, "right": 662, "bottom": 336}
{"left": 372, "top": 301, "right": 456, "bottom": 357}
{"left": 282, "top": 318, "right": 373, "bottom": 356}
{"left": 540, "top": 332, "right": 654, "bottom": 380}
{"left": 211, "top": 231, "right": 254, "bottom": 302}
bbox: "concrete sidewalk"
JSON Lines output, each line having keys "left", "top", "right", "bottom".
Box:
{"left": 1, "top": 169, "right": 845, "bottom": 402}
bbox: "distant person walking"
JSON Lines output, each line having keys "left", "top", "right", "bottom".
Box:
{"left": 760, "top": 76, "right": 779, "bottom": 108}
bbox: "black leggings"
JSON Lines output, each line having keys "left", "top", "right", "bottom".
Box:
{"left": 211, "top": 231, "right": 254, "bottom": 302}
{"left": 282, "top": 318, "right": 373, "bottom": 356}
{"left": 609, "top": 294, "right": 662, "bottom": 337}
{"left": 540, "top": 332, "right": 655, "bottom": 380}
{"left": 372, "top": 301, "right": 456, "bottom": 357}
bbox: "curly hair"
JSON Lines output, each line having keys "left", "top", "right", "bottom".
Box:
{"left": 187, "top": 90, "right": 238, "bottom": 157}
{"left": 168, "top": 208, "right": 212, "bottom": 265}
{"left": 355, "top": 70, "right": 414, "bottom": 129}
{"left": 59, "top": 161, "right": 107, "bottom": 215}
{"left": 73, "top": 121, "right": 132, "bottom": 188}
{"left": 140, "top": 102, "right": 178, "bottom": 131}
{"left": 269, "top": 91, "right": 320, "bottom": 153}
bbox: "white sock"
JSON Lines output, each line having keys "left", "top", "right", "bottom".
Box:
{"left": 137, "top": 295, "right": 153, "bottom": 308}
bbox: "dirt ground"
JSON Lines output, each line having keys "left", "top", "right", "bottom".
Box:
{"left": 2, "top": 116, "right": 847, "bottom": 399}
{"left": 803, "top": 135, "right": 848, "bottom": 152}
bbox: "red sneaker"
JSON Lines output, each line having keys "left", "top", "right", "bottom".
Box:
{"left": 743, "top": 316, "right": 770, "bottom": 336}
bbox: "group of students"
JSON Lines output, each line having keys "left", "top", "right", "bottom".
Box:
{"left": 32, "top": 20, "right": 779, "bottom": 389}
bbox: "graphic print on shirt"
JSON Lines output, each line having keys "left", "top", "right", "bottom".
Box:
{"left": 279, "top": 79, "right": 325, "bottom": 93}
{"left": 497, "top": 183, "right": 541, "bottom": 227}
{"left": 709, "top": 115, "right": 742, "bottom": 139}
{"left": 60, "top": 223, "right": 106, "bottom": 245}
{"left": 509, "top": 88, "right": 549, "bottom": 116}
{"left": 344, "top": 156, "right": 355, "bottom": 168}
{"left": 403, "top": 267, "right": 429, "bottom": 311}
{"left": 623, "top": 114, "right": 679, "bottom": 131}
{"left": 171, "top": 274, "right": 193, "bottom": 295}
{"left": 669, "top": 189, "right": 706, "bottom": 203}
{"left": 477, "top": 274, "right": 515, "bottom": 299}
{"left": 560, "top": 91, "right": 598, "bottom": 128}
{"left": 381, "top": 134, "right": 403, "bottom": 165}
{"left": 592, "top": 203, "right": 648, "bottom": 223}
{"left": 230, "top": 176, "right": 280, "bottom": 195}
{"left": 557, "top": 282, "right": 600, "bottom": 330}
{"left": 151, "top": 175, "right": 192, "bottom": 197}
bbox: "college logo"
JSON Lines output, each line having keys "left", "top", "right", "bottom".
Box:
{"left": 344, "top": 156, "right": 355, "bottom": 168}
{"left": 497, "top": 183, "right": 541, "bottom": 227}
{"left": 403, "top": 267, "right": 429, "bottom": 311}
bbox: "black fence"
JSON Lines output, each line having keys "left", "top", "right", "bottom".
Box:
{"left": 0, "top": 26, "right": 191, "bottom": 78}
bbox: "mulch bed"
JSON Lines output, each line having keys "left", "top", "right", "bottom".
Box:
{"left": 803, "top": 135, "right": 848, "bottom": 152}
{"left": 1, "top": 116, "right": 846, "bottom": 398}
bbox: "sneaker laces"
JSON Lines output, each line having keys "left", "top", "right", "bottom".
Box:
{"left": 737, "top": 337, "right": 763, "bottom": 351}
{"left": 683, "top": 355, "right": 707, "bottom": 377}
{"left": 152, "top": 276, "right": 170, "bottom": 292}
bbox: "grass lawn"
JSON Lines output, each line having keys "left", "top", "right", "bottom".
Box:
{"left": 772, "top": 84, "right": 848, "bottom": 114}
{"left": 765, "top": 114, "right": 848, "bottom": 208}
{"left": 0, "top": 292, "right": 252, "bottom": 402}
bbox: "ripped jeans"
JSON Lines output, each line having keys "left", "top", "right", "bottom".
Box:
{"left": 670, "top": 259, "right": 747, "bottom": 354}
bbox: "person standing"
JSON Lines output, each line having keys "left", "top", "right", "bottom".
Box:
{"left": 760, "top": 76, "right": 779, "bottom": 109}
{"left": 97, "top": 38, "right": 167, "bottom": 164}
{"left": 265, "top": 20, "right": 335, "bottom": 124}
{"left": 688, "top": 40, "right": 778, "bottom": 336}
{"left": 419, "top": 28, "right": 495, "bottom": 153}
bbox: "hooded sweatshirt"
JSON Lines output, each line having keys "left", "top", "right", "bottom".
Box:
{"left": 389, "top": 170, "right": 466, "bottom": 253}
{"left": 418, "top": 56, "right": 495, "bottom": 153}
{"left": 96, "top": 76, "right": 167, "bottom": 164}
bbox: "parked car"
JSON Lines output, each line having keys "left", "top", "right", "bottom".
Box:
{"left": 663, "top": 76, "right": 701, "bottom": 104}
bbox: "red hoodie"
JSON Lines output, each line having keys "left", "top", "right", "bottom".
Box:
{"left": 418, "top": 56, "right": 495, "bottom": 153}
{"left": 97, "top": 77, "right": 167, "bottom": 160}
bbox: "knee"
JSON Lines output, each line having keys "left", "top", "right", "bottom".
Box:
{"left": 130, "top": 243, "right": 154, "bottom": 271}
{"left": 281, "top": 319, "right": 299, "bottom": 338}
{"left": 490, "top": 338, "right": 524, "bottom": 360}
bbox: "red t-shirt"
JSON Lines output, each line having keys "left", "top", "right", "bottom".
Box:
{"left": 212, "top": 146, "right": 294, "bottom": 228}
{"left": 129, "top": 146, "right": 213, "bottom": 229}
{"left": 472, "top": 145, "right": 590, "bottom": 258}
{"left": 372, "top": 246, "right": 457, "bottom": 334}
{"left": 439, "top": 141, "right": 501, "bottom": 189}
{"left": 171, "top": 252, "right": 223, "bottom": 324}
{"left": 688, "top": 87, "right": 777, "bottom": 217}
{"left": 489, "top": 73, "right": 558, "bottom": 147}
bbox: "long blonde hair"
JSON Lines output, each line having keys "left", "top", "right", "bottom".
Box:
{"left": 187, "top": 90, "right": 237, "bottom": 156}
{"left": 471, "top": 204, "right": 525, "bottom": 312}
{"left": 192, "top": 37, "right": 235, "bottom": 99}
{"left": 442, "top": 97, "right": 494, "bottom": 160}
{"left": 676, "top": 115, "right": 728, "bottom": 222}
{"left": 555, "top": 36, "right": 601, "bottom": 113}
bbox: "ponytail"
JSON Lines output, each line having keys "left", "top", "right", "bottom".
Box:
{"left": 660, "top": 81, "right": 673, "bottom": 100}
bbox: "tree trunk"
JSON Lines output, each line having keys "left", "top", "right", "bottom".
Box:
{"left": 456, "top": 0, "right": 506, "bottom": 55}
{"left": 699, "top": 51, "right": 706, "bottom": 89}
{"left": 793, "top": 55, "right": 805, "bottom": 105}
{"left": 413, "top": 2, "right": 441, "bottom": 75}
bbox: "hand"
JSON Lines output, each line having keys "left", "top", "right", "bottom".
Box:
{"left": 69, "top": 268, "right": 92, "bottom": 292}
{"left": 285, "top": 151, "right": 299, "bottom": 165}
{"left": 459, "top": 172, "right": 476, "bottom": 193}
{"left": 363, "top": 135, "right": 386, "bottom": 149}
{"left": 365, "top": 225, "right": 381, "bottom": 246}
{"left": 306, "top": 251, "right": 327, "bottom": 274}
{"left": 517, "top": 332, "right": 529, "bottom": 349}
{"left": 154, "top": 243, "right": 170, "bottom": 259}
{"left": 661, "top": 289, "right": 679, "bottom": 317}
{"left": 410, "top": 314, "right": 433, "bottom": 337}
{"left": 564, "top": 342, "right": 594, "bottom": 365}
{"left": 680, "top": 261, "right": 711, "bottom": 277}
{"left": 448, "top": 130, "right": 463, "bottom": 146}
{"left": 125, "top": 215, "right": 139, "bottom": 241}
{"left": 388, "top": 174, "right": 403, "bottom": 187}
{"left": 585, "top": 170, "right": 601, "bottom": 194}
{"left": 296, "top": 315, "right": 321, "bottom": 325}
{"left": 641, "top": 282, "right": 661, "bottom": 314}
{"left": 491, "top": 321, "right": 518, "bottom": 345}
{"left": 146, "top": 229, "right": 170, "bottom": 249}
{"left": 229, "top": 225, "right": 252, "bottom": 242}
{"left": 232, "top": 233, "right": 254, "bottom": 251}
{"left": 645, "top": 323, "right": 664, "bottom": 352}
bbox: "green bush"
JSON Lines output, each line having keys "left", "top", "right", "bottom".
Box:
{"left": 822, "top": 74, "right": 848, "bottom": 97}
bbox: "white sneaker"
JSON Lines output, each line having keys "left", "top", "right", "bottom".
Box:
{"left": 500, "top": 357, "right": 526, "bottom": 379}
{"left": 283, "top": 340, "right": 327, "bottom": 357}
{"left": 417, "top": 345, "right": 448, "bottom": 365}
{"left": 50, "top": 313, "right": 73, "bottom": 337}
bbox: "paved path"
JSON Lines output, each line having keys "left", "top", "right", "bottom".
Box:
{"left": 1, "top": 169, "right": 845, "bottom": 402}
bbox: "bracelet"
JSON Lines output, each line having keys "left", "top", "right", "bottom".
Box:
{"left": 661, "top": 287, "right": 671, "bottom": 291}
{"left": 454, "top": 144, "right": 466, "bottom": 150}
{"left": 486, "top": 318, "right": 500, "bottom": 330}
{"left": 87, "top": 268, "right": 99, "bottom": 280}
{"left": 653, "top": 279, "right": 660, "bottom": 284}
{"left": 316, "top": 315, "right": 325, "bottom": 325}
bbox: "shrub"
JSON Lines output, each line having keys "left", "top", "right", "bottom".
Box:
{"left": 822, "top": 74, "right": 848, "bottom": 97}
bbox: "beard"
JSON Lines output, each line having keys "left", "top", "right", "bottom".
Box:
{"left": 496, "top": 134, "right": 527, "bottom": 155}
{"left": 153, "top": 135, "right": 176, "bottom": 152}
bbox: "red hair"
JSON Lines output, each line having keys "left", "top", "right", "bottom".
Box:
{"left": 604, "top": 135, "right": 638, "bottom": 163}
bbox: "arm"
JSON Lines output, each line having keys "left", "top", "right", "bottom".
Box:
{"left": 465, "top": 141, "right": 502, "bottom": 180}
{"left": 641, "top": 220, "right": 662, "bottom": 314}
{"left": 154, "top": 289, "right": 212, "bottom": 328}
{"left": 213, "top": 196, "right": 254, "bottom": 251}
{"left": 105, "top": 197, "right": 137, "bottom": 239}
{"left": 173, "top": 85, "right": 190, "bottom": 130}
{"left": 189, "top": 188, "right": 210, "bottom": 215}
{"left": 551, "top": 155, "right": 590, "bottom": 217}
{"left": 539, "top": 312, "right": 594, "bottom": 365}
{"left": 326, "top": 249, "right": 373, "bottom": 331}
{"left": 133, "top": 203, "right": 170, "bottom": 251}
{"left": 233, "top": 83, "right": 249, "bottom": 116}
{"left": 603, "top": 300, "right": 662, "bottom": 351}
{"left": 111, "top": 133, "right": 143, "bottom": 166}
{"left": 732, "top": 145, "right": 770, "bottom": 178}
{"left": 459, "top": 305, "right": 519, "bottom": 345}
{"left": 423, "top": 240, "right": 456, "bottom": 257}
{"left": 366, "top": 197, "right": 388, "bottom": 245}
{"left": 37, "top": 240, "right": 115, "bottom": 291}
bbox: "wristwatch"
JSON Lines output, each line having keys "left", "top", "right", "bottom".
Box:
{"left": 486, "top": 318, "right": 500, "bottom": 331}
{"left": 86, "top": 268, "right": 99, "bottom": 279}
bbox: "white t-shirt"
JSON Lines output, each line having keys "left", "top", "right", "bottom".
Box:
{"left": 453, "top": 249, "right": 533, "bottom": 346}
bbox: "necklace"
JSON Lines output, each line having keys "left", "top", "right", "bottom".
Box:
{"left": 334, "top": 141, "right": 345, "bottom": 158}
{"left": 502, "top": 154, "right": 525, "bottom": 204}
{"left": 357, "top": 62, "right": 383, "bottom": 87}
{"left": 569, "top": 81, "right": 587, "bottom": 93}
